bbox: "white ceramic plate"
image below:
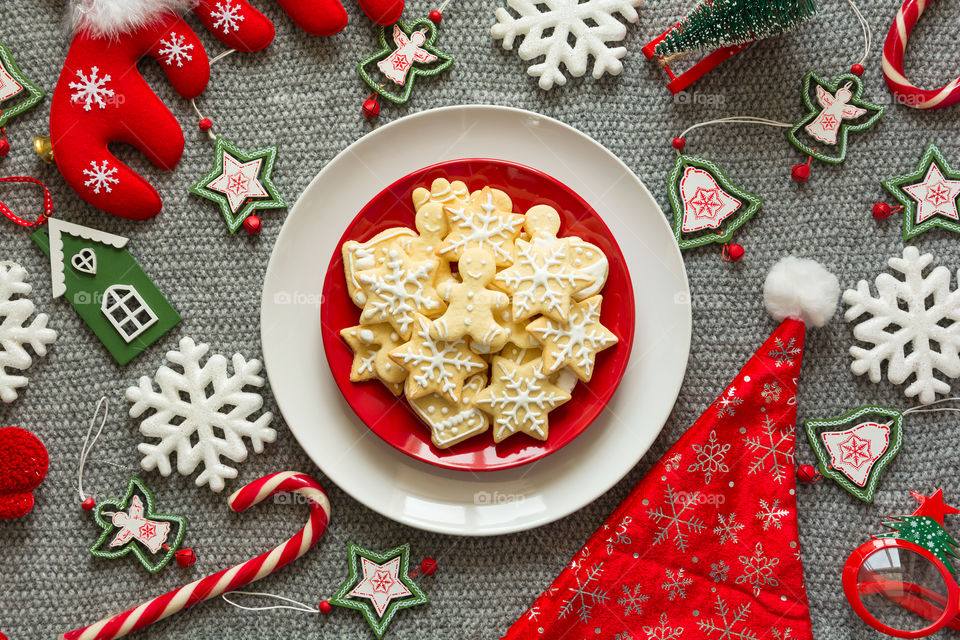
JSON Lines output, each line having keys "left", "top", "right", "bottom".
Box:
{"left": 261, "top": 105, "right": 691, "bottom": 536}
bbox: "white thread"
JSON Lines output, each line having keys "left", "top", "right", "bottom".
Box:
{"left": 191, "top": 49, "right": 238, "bottom": 141}
{"left": 675, "top": 117, "right": 793, "bottom": 155}
{"left": 845, "top": 0, "right": 872, "bottom": 68}
{"left": 77, "top": 397, "right": 109, "bottom": 502}
{"left": 437, "top": 0, "right": 453, "bottom": 12}
{"left": 221, "top": 591, "right": 319, "bottom": 614}
{"left": 901, "top": 397, "right": 960, "bottom": 417}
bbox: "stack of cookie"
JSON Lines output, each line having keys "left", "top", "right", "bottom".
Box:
{"left": 340, "top": 178, "right": 619, "bottom": 450}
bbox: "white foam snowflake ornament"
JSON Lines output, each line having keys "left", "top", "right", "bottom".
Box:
{"left": 844, "top": 246, "right": 960, "bottom": 404}
{"left": 0, "top": 262, "right": 57, "bottom": 403}
{"left": 126, "top": 337, "right": 276, "bottom": 492}
{"left": 491, "top": 0, "right": 643, "bottom": 90}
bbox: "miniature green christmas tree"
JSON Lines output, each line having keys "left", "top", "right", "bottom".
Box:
{"left": 876, "top": 515, "right": 960, "bottom": 575}
{"left": 654, "top": 0, "right": 819, "bottom": 59}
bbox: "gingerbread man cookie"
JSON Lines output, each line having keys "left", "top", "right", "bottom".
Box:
{"left": 401, "top": 202, "right": 453, "bottom": 287}
{"left": 431, "top": 248, "right": 510, "bottom": 351}
{"left": 439, "top": 187, "right": 525, "bottom": 267}
{"left": 412, "top": 177, "right": 469, "bottom": 212}
{"left": 475, "top": 357, "right": 571, "bottom": 442}
{"left": 526, "top": 204, "right": 609, "bottom": 301}
{"left": 356, "top": 245, "right": 445, "bottom": 339}
{"left": 342, "top": 227, "right": 417, "bottom": 308}
{"left": 494, "top": 237, "right": 591, "bottom": 323}
{"left": 409, "top": 373, "right": 490, "bottom": 448}
{"left": 340, "top": 323, "right": 408, "bottom": 395}
{"left": 528, "top": 295, "right": 618, "bottom": 382}
{"left": 390, "top": 314, "right": 487, "bottom": 403}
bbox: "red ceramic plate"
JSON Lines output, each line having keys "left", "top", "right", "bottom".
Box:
{"left": 320, "top": 159, "right": 635, "bottom": 471}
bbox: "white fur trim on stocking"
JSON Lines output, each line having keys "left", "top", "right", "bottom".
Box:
{"left": 71, "top": 0, "right": 198, "bottom": 39}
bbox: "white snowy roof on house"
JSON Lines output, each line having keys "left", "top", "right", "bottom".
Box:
{"left": 48, "top": 217, "right": 128, "bottom": 298}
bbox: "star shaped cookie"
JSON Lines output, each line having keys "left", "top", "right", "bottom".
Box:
{"left": 340, "top": 323, "right": 408, "bottom": 395}
{"left": 475, "top": 357, "right": 571, "bottom": 442}
{"left": 494, "top": 239, "right": 591, "bottom": 323}
{"left": 356, "top": 246, "right": 444, "bottom": 339}
{"left": 527, "top": 295, "right": 618, "bottom": 382}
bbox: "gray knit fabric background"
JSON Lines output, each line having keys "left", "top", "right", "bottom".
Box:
{"left": 1, "top": 0, "right": 958, "bottom": 637}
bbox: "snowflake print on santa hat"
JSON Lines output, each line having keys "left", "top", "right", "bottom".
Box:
{"left": 735, "top": 542, "right": 780, "bottom": 597}
{"left": 756, "top": 499, "right": 790, "bottom": 530}
{"left": 744, "top": 415, "right": 794, "bottom": 484}
{"left": 646, "top": 483, "right": 705, "bottom": 552}
{"left": 697, "top": 596, "right": 757, "bottom": 639}
{"left": 558, "top": 562, "right": 607, "bottom": 624}
{"left": 617, "top": 584, "right": 648, "bottom": 616}
{"left": 688, "top": 429, "right": 730, "bottom": 483}
{"left": 642, "top": 613, "right": 684, "bottom": 640}
{"left": 661, "top": 568, "right": 691, "bottom": 601}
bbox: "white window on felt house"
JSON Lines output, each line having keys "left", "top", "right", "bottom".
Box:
{"left": 101, "top": 284, "right": 158, "bottom": 343}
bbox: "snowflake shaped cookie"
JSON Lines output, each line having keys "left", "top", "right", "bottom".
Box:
{"left": 126, "top": 337, "right": 276, "bottom": 492}
{"left": 844, "top": 246, "right": 960, "bottom": 404}
{"left": 495, "top": 238, "right": 591, "bottom": 322}
{"left": 475, "top": 357, "right": 571, "bottom": 442}
{"left": 491, "top": 0, "right": 642, "bottom": 90}
{"left": 0, "top": 262, "right": 57, "bottom": 403}
{"left": 439, "top": 187, "right": 525, "bottom": 266}
{"left": 340, "top": 323, "right": 408, "bottom": 395}
{"left": 390, "top": 314, "right": 486, "bottom": 402}
{"left": 356, "top": 245, "right": 444, "bottom": 339}
{"left": 527, "top": 295, "right": 617, "bottom": 382}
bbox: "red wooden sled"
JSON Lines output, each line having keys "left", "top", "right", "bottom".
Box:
{"left": 643, "top": 27, "right": 752, "bottom": 94}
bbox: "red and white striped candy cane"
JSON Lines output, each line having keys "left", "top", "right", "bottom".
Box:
{"left": 62, "top": 471, "right": 331, "bottom": 640}
{"left": 883, "top": 0, "right": 960, "bottom": 109}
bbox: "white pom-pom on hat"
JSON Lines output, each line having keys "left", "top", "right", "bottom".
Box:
{"left": 763, "top": 257, "right": 839, "bottom": 327}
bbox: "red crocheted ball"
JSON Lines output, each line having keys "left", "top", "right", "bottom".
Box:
{"left": 0, "top": 427, "right": 49, "bottom": 519}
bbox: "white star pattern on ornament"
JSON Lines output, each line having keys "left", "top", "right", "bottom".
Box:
{"left": 69, "top": 66, "right": 114, "bottom": 111}
{"left": 838, "top": 433, "right": 872, "bottom": 468}
{"left": 158, "top": 33, "right": 194, "bottom": 67}
{"left": 207, "top": 152, "right": 268, "bottom": 214}
{"left": 347, "top": 555, "right": 412, "bottom": 617}
{"left": 903, "top": 163, "right": 960, "bottom": 223}
{"left": 210, "top": 0, "right": 245, "bottom": 33}
{"left": 679, "top": 166, "right": 742, "bottom": 232}
{"left": 83, "top": 160, "right": 119, "bottom": 194}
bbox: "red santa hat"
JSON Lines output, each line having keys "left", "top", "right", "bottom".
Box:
{"left": 503, "top": 257, "right": 840, "bottom": 640}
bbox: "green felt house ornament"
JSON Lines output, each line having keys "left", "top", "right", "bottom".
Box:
{"left": 31, "top": 218, "right": 180, "bottom": 365}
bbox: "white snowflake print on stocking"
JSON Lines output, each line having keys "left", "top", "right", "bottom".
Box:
{"left": 69, "top": 66, "right": 114, "bottom": 111}
{"left": 558, "top": 562, "right": 607, "bottom": 624}
{"left": 126, "top": 337, "right": 276, "bottom": 492}
{"left": 735, "top": 542, "right": 780, "bottom": 597}
{"left": 617, "top": 583, "right": 648, "bottom": 616}
{"left": 642, "top": 612, "right": 684, "bottom": 640}
{"left": 688, "top": 429, "right": 730, "bottom": 483}
{"left": 743, "top": 415, "right": 794, "bottom": 484}
{"left": 697, "top": 595, "right": 757, "bottom": 640}
{"left": 158, "top": 33, "right": 194, "bottom": 67}
{"left": 0, "top": 263, "right": 57, "bottom": 403}
{"left": 491, "top": 0, "right": 642, "bottom": 90}
{"left": 210, "top": 0, "right": 245, "bottom": 33}
{"left": 756, "top": 498, "right": 790, "bottom": 530}
{"left": 646, "top": 483, "right": 705, "bottom": 552}
{"left": 661, "top": 568, "right": 692, "bottom": 601}
{"left": 713, "top": 512, "right": 744, "bottom": 545}
{"left": 844, "top": 246, "right": 960, "bottom": 403}
{"left": 83, "top": 160, "right": 119, "bottom": 194}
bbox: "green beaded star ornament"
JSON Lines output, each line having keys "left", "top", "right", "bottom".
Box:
{"left": 883, "top": 143, "right": 960, "bottom": 240}
{"left": 805, "top": 405, "right": 903, "bottom": 503}
{"left": 359, "top": 18, "right": 453, "bottom": 105}
{"left": 787, "top": 71, "right": 884, "bottom": 165}
{"left": 667, "top": 154, "right": 763, "bottom": 250}
{"left": 329, "top": 542, "right": 429, "bottom": 638}
{"left": 89, "top": 477, "right": 186, "bottom": 573}
{"left": 0, "top": 41, "right": 45, "bottom": 128}
{"left": 190, "top": 136, "right": 286, "bottom": 234}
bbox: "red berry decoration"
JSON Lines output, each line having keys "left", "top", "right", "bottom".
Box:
{"left": 791, "top": 163, "right": 811, "bottom": 182}
{"left": 797, "top": 464, "right": 821, "bottom": 483}
{"left": 198, "top": 118, "right": 213, "bottom": 132}
{"left": 429, "top": 10, "right": 442, "bottom": 23}
{"left": 243, "top": 215, "right": 262, "bottom": 235}
{"left": 851, "top": 63, "right": 865, "bottom": 76}
{"left": 175, "top": 548, "right": 197, "bottom": 568}
{"left": 671, "top": 137, "right": 686, "bottom": 151}
{"left": 723, "top": 243, "right": 745, "bottom": 262}
{"left": 318, "top": 600, "right": 333, "bottom": 614}
{"left": 0, "top": 138, "right": 9, "bottom": 157}
{"left": 872, "top": 202, "right": 893, "bottom": 220}
{"left": 362, "top": 95, "right": 381, "bottom": 120}
{"left": 82, "top": 497, "right": 96, "bottom": 511}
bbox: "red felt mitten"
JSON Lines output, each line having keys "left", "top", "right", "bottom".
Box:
{"left": 194, "top": 0, "right": 350, "bottom": 50}
{"left": 0, "top": 427, "right": 49, "bottom": 519}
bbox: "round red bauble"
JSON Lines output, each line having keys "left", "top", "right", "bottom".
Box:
{"left": 198, "top": 118, "right": 213, "bottom": 132}
{"left": 0, "top": 139, "right": 9, "bottom": 157}
{"left": 671, "top": 137, "right": 685, "bottom": 151}
{"left": 362, "top": 97, "right": 381, "bottom": 120}
{"left": 726, "top": 243, "right": 745, "bottom": 262}
{"left": 797, "top": 464, "right": 821, "bottom": 483}
{"left": 851, "top": 63, "right": 865, "bottom": 76}
{"left": 176, "top": 548, "right": 197, "bottom": 568}
{"left": 82, "top": 497, "right": 96, "bottom": 511}
{"left": 318, "top": 600, "right": 333, "bottom": 614}
{"left": 429, "top": 10, "right": 442, "bottom": 23}
{"left": 872, "top": 202, "right": 892, "bottom": 220}
{"left": 791, "top": 163, "right": 811, "bottom": 182}
{"left": 243, "top": 215, "right": 262, "bottom": 235}
{"left": 420, "top": 557, "right": 438, "bottom": 576}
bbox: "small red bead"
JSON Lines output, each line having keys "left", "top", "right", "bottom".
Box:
{"left": 851, "top": 63, "right": 865, "bottom": 76}
{"left": 429, "top": 10, "right": 442, "bottom": 23}
{"left": 420, "top": 558, "right": 438, "bottom": 576}
{"left": 362, "top": 97, "right": 381, "bottom": 120}
{"left": 671, "top": 137, "right": 686, "bottom": 151}
{"left": 318, "top": 600, "right": 333, "bottom": 614}
{"left": 725, "top": 243, "right": 744, "bottom": 262}
{"left": 798, "top": 464, "right": 821, "bottom": 483}
{"left": 243, "top": 215, "right": 262, "bottom": 235}
{"left": 872, "top": 202, "right": 892, "bottom": 220}
{"left": 791, "top": 163, "right": 811, "bottom": 183}
{"left": 198, "top": 118, "right": 213, "bottom": 132}
{"left": 0, "top": 139, "right": 9, "bottom": 157}
{"left": 176, "top": 548, "right": 197, "bottom": 568}
{"left": 82, "top": 497, "right": 96, "bottom": 511}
